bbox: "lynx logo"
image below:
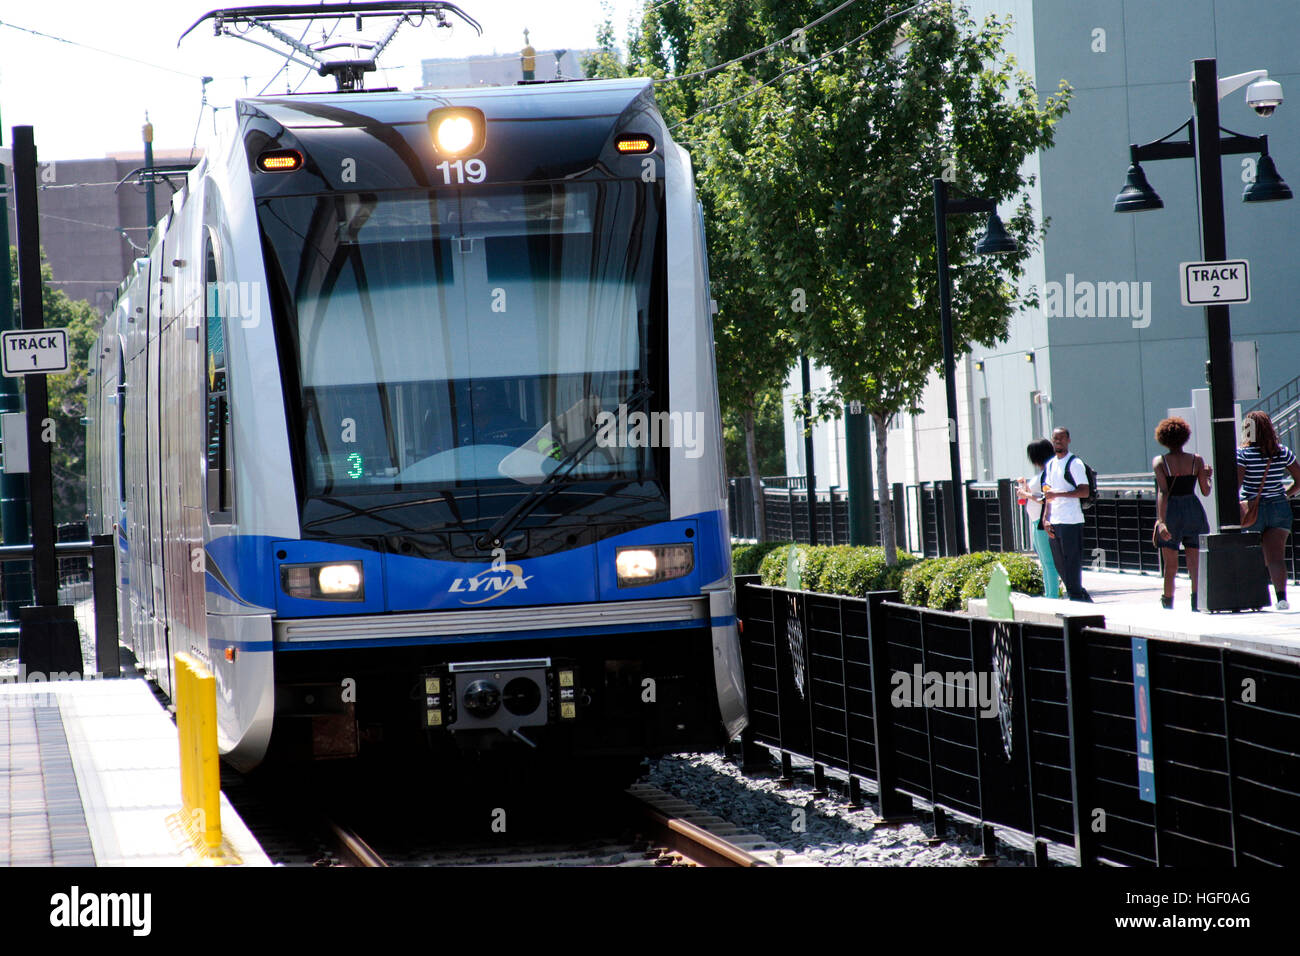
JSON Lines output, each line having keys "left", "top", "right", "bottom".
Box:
{"left": 50, "top": 886, "right": 151, "bottom": 936}
{"left": 449, "top": 550, "right": 534, "bottom": 605}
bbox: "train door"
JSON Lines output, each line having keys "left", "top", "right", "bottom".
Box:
{"left": 125, "top": 285, "right": 151, "bottom": 669}
{"left": 137, "top": 236, "right": 167, "bottom": 693}
{"left": 149, "top": 232, "right": 174, "bottom": 698}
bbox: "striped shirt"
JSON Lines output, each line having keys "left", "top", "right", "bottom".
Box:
{"left": 1237, "top": 444, "right": 1296, "bottom": 499}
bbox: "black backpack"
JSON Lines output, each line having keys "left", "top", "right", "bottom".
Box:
{"left": 1062, "top": 454, "right": 1099, "bottom": 510}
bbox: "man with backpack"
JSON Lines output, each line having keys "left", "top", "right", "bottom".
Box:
{"left": 1042, "top": 426, "right": 1094, "bottom": 602}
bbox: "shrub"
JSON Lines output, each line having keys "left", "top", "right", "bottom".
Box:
{"left": 731, "top": 541, "right": 788, "bottom": 577}
{"left": 751, "top": 543, "right": 918, "bottom": 596}
{"left": 959, "top": 552, "right": 1044, "bottom": 605}
{"left": 927, "top": 552, "right": 1000, "bottom": 611}
{"left": 758, "top": 543, "right": 808, "bottom": 587}
{"left": 900, "top": 557, "right": 956, "bottom": 608}
{"left": 879, "top": 553, "right": 922, "bottom": 593}
{"left": 815, "top": 546, "right": 879, "bottom": 595}
{"left": 800, "top": 545, "right": 848, "bottom": 594}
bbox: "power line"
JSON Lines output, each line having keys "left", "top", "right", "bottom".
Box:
{"left": 654, "top": 0, "right": 873, "bottom": 87}
{"left": 669, "top": 1, "right": 936, "bottom": 129}
{"left": 0, "top": 18, "right": 214, "bottom": 80}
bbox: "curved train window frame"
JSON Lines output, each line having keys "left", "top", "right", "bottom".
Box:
{"left": 203, "top": 229, "right": 235, "bottom": 523}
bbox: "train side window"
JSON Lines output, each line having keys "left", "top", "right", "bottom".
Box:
{"left": 117, "top": 340, "right": 126, "bottom": 507}
{"left": 204, "top": 235, "right": 234, "bottom": 522}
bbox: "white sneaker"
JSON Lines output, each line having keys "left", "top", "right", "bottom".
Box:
{"left": 1277, "top": 599, "right": 1290, "bottom": 611}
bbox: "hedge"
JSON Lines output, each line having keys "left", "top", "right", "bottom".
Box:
{"left": 958, "top": 552, "right": 1044, "bottom": 605}
{"left": 744, "top": 542, "right": 919, "bottom": 597}
{"left": 731, "top": 541, "right": 789, "bottom": 576}
{"left": 736, "top": 542, "right": 1039, "bottom": 610}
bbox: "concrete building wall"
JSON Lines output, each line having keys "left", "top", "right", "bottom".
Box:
{"left": 6, "top": 149, "right": 199, "bottom": 316}
{"left": 973, "top": 0, "right": 1300, "bottom": 477}
{"left": 421, "top": 49, "right": 600, "bottom": 88}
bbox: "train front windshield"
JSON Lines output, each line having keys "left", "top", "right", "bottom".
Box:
{"left": 258, "top": 181, "right": 662, "bottom": 494}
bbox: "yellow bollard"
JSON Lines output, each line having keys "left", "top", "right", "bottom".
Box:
{"left": 169, "top": 652, "right": 239, "bottom": 864}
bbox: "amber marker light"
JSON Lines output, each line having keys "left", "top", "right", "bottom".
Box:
{"left": 257, "top": 149, "right": 303, "bottom": 172}
{"left": 614, "top": 135, "right": 654, "bottom": 154}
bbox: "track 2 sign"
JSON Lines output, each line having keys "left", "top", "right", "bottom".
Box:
{"left": 1180, "top": 259, "right": 1250, "bottom": 307}
{"left": 1, "top": 328, "right": 69, "bottom": 377}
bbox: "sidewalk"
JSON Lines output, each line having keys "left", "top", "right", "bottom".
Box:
{"left": 971, "top": 567, "right": 1300, "bottom": 660}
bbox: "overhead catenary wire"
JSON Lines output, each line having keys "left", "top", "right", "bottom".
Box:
{"left": 652, "top": 0, "right": 875, "bottom": 87}
{"left": 668, "top": 0, "right": 937, "bottom": 129}
{"left": 0, "top": 18, "right": 229, "bottom": 80}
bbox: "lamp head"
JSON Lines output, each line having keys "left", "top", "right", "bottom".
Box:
{"left": 1114, "top": 162, "right": 1163, "bottom": 212}
{"left": 974, "top": 212, "right": 1017, "bottom": 254}
{"left": 1243, "top": 153, "right": 1293, "bottom": 202}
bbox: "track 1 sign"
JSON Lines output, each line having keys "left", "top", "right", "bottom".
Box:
{"left": 1180, "top": 259, "right": 1250, "bottom": 307}
{"left": 1, "top": 329, "right": 69, "bottom": 377}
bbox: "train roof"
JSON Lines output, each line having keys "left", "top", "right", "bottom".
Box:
{"left": 238, "top": 78, "right": 656, "bottom": 129}
{"left": 237, "top": 77, "right": 667, "bottom": 194}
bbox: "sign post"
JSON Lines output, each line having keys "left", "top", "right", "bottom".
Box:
{"left": 10, "top": 125, "right": 81, "bottom": 679}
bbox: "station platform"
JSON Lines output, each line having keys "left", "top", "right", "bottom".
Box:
{"left": 970, "top": 567, "right": 1300, "bottom": 660}
{"left": 0, "top": 677, "right": 270, "bottom": 866}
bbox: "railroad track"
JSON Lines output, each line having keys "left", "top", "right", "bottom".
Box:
{"left": 310, "top": 784, "right": 775, "bottom": 867}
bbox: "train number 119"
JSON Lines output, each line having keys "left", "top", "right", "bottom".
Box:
{"left": 437, "top": 159, "right": 487, "bottom": 184}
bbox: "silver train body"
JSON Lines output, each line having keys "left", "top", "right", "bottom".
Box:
{"left": 86, "top": 79, "right": 746, "bottom": 771}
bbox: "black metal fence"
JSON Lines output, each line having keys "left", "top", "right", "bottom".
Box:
{"left": 735, "top": 576, "right": 1300, "bottom": 866}
{"left": 0, "top": 535, "right": 120, "bottom": 678}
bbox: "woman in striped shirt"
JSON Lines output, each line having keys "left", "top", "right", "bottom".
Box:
{"left": 1236, "top": 410, "right": 1300, "bottom": 610}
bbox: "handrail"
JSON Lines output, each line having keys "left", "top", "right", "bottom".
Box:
{"left": 0, "top": 540, "right": 98, "bottom": 563}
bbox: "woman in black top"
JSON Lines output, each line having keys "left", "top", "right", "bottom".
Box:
{"left": 1153, "top": 417, "right": 1211, "bottom": 610}
{"left": 1236, "top": 410, "right": 1300, "bottom": 610}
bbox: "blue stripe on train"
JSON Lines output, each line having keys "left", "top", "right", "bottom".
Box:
{"left": 203, "top": 510, "right": 729, "bottom": 617}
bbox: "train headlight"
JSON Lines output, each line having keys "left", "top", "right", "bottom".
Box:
{"left": 318, "top": 563, "right": 363, "bottom": 596}
{"left": 428, "top": 107, "right": 484, "bottom": 156}
{"left": 615, "top": 544, "right": 694, "bottom": 588}
{"left": 280, "top": 561, "right": 365, "bottom": 601}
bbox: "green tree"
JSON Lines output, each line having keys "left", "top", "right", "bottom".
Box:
{"left": 680, "top": 1, "right": 1070, "bottom": 562}
{"left": 8, "top": 247, "right": 99, "bottom": 525}
{"left": 588, "top": 1, "right": 800, "bottom": 537}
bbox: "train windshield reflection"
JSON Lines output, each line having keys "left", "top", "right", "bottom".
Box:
{"left": 257, "top": 181, "right": 661, "bottom": 493}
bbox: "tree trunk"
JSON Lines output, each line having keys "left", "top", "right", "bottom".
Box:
{"left": 873, "top": 411, "right": 896, "bottom": 565}
{"left": 743, "top": 404, "right": 766, "bottom": 540}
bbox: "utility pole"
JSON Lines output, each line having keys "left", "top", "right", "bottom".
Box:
{"left": 0, "top": 114, "right": 34, "bottom": 618}
{"left": 11, "top": 125, "right": 80, "bottom": 676}
{"left": 143, "top": 115, "right": 157, "bottom": 241}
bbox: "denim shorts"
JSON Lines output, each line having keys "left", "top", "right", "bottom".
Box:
{"left": 1244, "top": 495, "right": 1293, "bottom": 531}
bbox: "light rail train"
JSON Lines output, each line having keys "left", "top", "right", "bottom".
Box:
{"left": 86, "top": 59, "right": 746, "bottom": 778}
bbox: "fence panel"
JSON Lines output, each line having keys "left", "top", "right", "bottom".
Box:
{"left": 734, "top": 579, "right": 1300, "bottom": 866}
{"left": 1222, "top": 650, "right": 1300, "bottom": 865}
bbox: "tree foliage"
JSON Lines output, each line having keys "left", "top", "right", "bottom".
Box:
{"left": 592, "top": 1, "right": 1069, "bottom": 559}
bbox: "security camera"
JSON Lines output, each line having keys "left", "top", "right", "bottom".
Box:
{"left": 1247, "top": 78, "right": 1283, "bottom": 116}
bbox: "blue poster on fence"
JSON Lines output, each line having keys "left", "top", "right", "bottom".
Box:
{"left": 1132, "top": 637, "right": 1155, "bottom": 803}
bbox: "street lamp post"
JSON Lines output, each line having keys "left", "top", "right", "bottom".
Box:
{"left": 933, "top": 178, "right": 1017, "bottom": 556}
{"left": 1114, "top": 57, "right": 1291, "bottom": 611}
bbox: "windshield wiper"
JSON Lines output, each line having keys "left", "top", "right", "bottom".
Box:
{"left": 475, "top": 384, "right": 652, "bottom": 551}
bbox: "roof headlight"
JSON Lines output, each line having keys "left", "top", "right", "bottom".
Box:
{"left": 428, "top": 108, "right": 484, "bottom": 156}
